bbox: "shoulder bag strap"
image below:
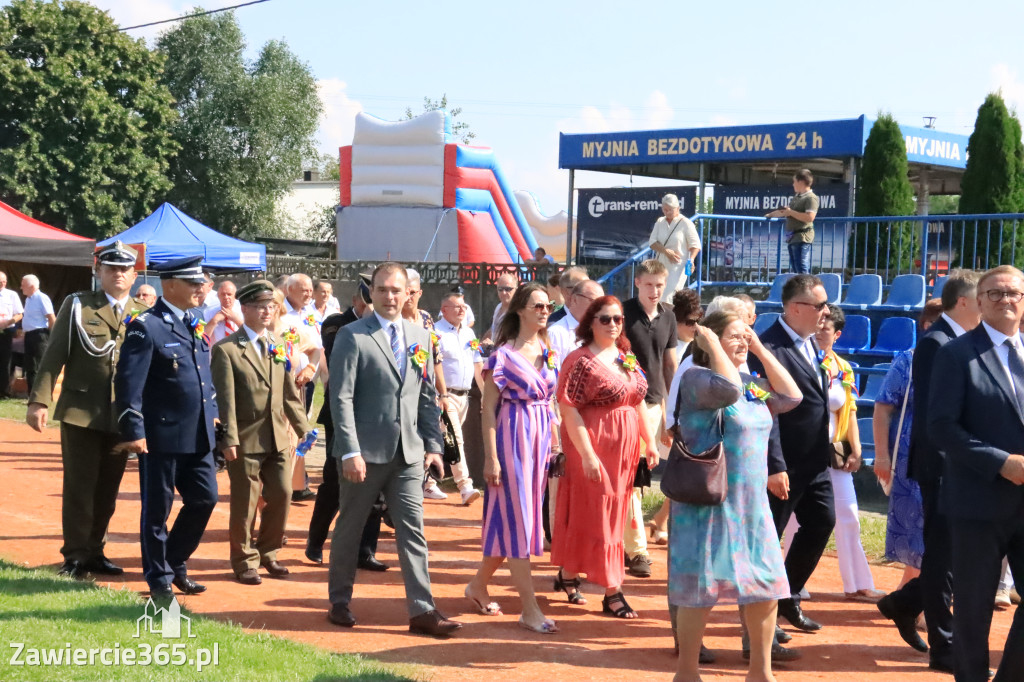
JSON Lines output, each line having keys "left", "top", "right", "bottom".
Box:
{"left": 890, "top": 362, "right": 912, "bottom": 479}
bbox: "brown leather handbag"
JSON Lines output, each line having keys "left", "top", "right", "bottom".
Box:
{"left": 661, "top": 410, "right": 727, "bottom": 506}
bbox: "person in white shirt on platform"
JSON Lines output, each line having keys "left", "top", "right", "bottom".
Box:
{"left": 203, "top": 281, "right": 243, "bottom": 344}
{"left": 20, "top": 274, "right": 56, "bottom": 391}
{"left": 435, "top": 291, "right": 483, "bottom": 506}
{"left": 281, "top": 273, "right": 322, "bottom": 502}
{"left": 0, "top": 270, "right": 25, "bottom": 398}
{"left": 648, "top": 193, "right": 701, "bottom": 303}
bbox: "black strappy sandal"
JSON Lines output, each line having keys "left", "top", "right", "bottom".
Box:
{"left": 602, "top": 591, "right": 638, "bottom": 618}
{"left": 553, "top": 569, "right": 587, "bottom": 605}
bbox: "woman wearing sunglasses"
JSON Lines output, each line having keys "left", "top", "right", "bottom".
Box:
{"left": 466, "top": 283, "right": 560, "bottom": 633}
{"left": 550, "top": 295, "right": 660, "bottom": 619}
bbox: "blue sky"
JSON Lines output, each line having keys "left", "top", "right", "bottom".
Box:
{"left": 53, "top": 1, "right": 1024, "bottom": 214}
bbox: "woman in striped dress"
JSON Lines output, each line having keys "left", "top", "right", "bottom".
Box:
{"left": 465, "top": 283, "right": 560, "bottom": 634}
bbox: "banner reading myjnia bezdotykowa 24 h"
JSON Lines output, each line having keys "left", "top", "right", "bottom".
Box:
{"left": 8, "top": 596, "right": 219, "bottom": 673}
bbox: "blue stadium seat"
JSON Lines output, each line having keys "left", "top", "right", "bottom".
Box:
{"left": 833, "top": 315, "right": 870, "bottom": 354}
{"left": 841, "top": 274, "right": 883, "bottom": 309}
{"left": 858, "top": 417, "right": 875, "bottom": 466}
{"left": 932, "top": 275, "right": 949, "bottom": 301}
{"left": 855, "top": 362, "right": 892, "bottom": 408}
{"left": 753, "top": 312, "right": 779, "bottom": 335}
{"left": 819, "top": 273, "right": 842, "bottom": 304}
{"left": 880, "top": 274, "right": 926, "bottom": 310}
{"left": 847, "top": 360, "right": 860, "bottom": 392}
{"left": 759, "top": 273, "right": 795, "bottom": 311}
{"left": 861, "top": 317, "right": 916, "bottom": 357}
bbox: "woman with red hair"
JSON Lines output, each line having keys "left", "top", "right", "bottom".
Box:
{"left": 551, "top": 295, "right": 660, "bottom": 618}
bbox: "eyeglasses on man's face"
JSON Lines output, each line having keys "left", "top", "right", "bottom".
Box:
{"left": 984, "top": 289, "right": 1024, "bottom": 303}
{"left": 792, "top": 299, "right": 829, "bottom": 312}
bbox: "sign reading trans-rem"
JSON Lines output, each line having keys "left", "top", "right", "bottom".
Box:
{"left": 559, "top": 116, "right": 968, "bottom": 170}
{"left": 715, "top": 184, "right": 851, "bottom": 218}
{"left": 576, "top": 186, "right": 697, "bottom": 264}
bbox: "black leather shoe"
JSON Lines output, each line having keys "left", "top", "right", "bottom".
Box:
{"left": 172, "top": 575, "right": 207, "bottom": 595}
{"left": 743, "top": 643, "right": 803, "bottom": 662}
{"left": 291, "top": 488, "right": 316, "bottom": 502}
{"left": 775, "top": 624, "right": 792, "bottom": 644}
{"left": 357, "top": 555, "right": 388, "bottom": 572}
{"left": 304, "top": 545, "right": 323, "bottom": 564}
{"left": 83, "top": 555, "right": 124, "bottom": 576}
{"left": 777, "top": 598, "right": 822, "bottom": 632}
{"left": 150, "top": 584, "right": 174, "bottom": 603}
{"left": 409, "top": 609, "right": 462, "bottom": 637}
{"left": 236, "top": 568, "right": 262, "bottom": 585}
{"left": 877, "top": 594, "right": 928, "bottom": 652}
{"left": 260, "top": 559, "right": 289, "bottom": 578}
{"left": 327, "top": 603, "right": 356, "bottom": 627}
{"left": 58, "top": 559, "right": 87, "bottom": 579}
{"left": 927, "top": 657, "right": 953, "bottom": 673}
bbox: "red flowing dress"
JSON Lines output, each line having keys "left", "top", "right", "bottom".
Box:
{"left": 551, "top": 347, "right": 647, "bottom": 589}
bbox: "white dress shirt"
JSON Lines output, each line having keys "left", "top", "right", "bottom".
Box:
{"left": 547, "top": 309, "right": 581, "bottom": 368}
{"left": 282, "top": 299, "right": 322, "bottom": 349}
{"left": 940, "top": 312, "right": 968, "bottom": 338}
{"left": 0, "top": 287, "right": 24, "bottom": 327}
{"left": 779, "top": 315, "right": 818, "bottom": 369}
{"left": 982, "top": 321, "right": 1024, "bottom": 393}
{"left": 203, "top": 300, "right": 242, "bottom": 343}
{"left": 435, "top": 318, "right": 482, "bottom": 390}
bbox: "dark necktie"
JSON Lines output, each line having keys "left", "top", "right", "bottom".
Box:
{"left": 389, "top": 322, "right": 405, "bottom": 380}
{"left": 1004, "top": 339, "right": 1024, "bottom": 415}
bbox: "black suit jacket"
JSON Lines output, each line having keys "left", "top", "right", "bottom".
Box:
{"left": 929, "top": 325, "right": 1024, "bottom": 522}
{"left": 749, "top": 319, "right": 830, "bottom": 478}
{"left": 907, "top": 316, "right": 957, "bottom": 484}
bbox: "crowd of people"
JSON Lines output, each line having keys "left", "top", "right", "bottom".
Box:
{"left": 13, "top": 223, "right": 1024, "bottom": 681}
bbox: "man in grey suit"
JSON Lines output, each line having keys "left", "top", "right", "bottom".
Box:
{"left": 930, "top": 265, "right": 1024, "bottom": 682}
{"left": 326, "top": 261, "right": 461, "bottom": 637}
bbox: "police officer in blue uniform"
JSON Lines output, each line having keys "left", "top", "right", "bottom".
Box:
{"left": 115, "top": 256, "right": 219, "bottom": 601}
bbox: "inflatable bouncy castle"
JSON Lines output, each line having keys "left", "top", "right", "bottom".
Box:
{"left": 337, "top": 111, "right": 571, "bottom": 263}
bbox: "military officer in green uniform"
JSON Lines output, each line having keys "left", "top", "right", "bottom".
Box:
{"left": 211, "top": 280, "right": 311, "bottom": 585}
{"left": 26, "top": 241, "right": 148, "bottom": 578}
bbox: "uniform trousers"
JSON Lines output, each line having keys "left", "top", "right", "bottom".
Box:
{"left": 59, "top": 423, "right": 129, "bottom": 563}
{"left": 138, "top": 450, "right": 218, "bottom": 590}
{"left": 228, "top": 448, "right": 290, "bottom": 575}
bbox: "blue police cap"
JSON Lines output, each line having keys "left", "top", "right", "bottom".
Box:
{"left": 153, "top": 256, "right": 206, "bottom": 284}
{"left": 95, "top": 240, "right": 138, "bottom": 266}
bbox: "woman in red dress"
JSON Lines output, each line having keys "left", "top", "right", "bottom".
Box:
{"left": 551, "top": 295, "right": 660, "bottom": 618}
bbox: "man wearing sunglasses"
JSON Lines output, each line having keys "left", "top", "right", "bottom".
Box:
{"left": 929, "top": 265, "right": 1024, "bottom": 682}
{"left": 748, "top": 273, "right": 832, "bottom": 636}
{"left": 622, "top": 259, "right": 678, "bottom": 578}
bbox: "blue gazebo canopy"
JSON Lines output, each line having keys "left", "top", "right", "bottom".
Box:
{"left": 97, "top": 203, "right": 266, "bottom": 271}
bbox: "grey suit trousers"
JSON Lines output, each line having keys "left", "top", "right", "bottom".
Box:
{"left": 327, "top": 445, "right": 435, "bottom": 618}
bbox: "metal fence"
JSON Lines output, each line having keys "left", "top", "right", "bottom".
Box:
{"left": 597, "top": 212, "right": 1024, "bottom": 300}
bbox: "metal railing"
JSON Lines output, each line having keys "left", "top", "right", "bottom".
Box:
{"left": 597, "top": 212, "right": 1024, "bottom": 300}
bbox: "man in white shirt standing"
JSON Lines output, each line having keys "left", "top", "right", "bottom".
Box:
{"left": 434, "top": 291, "right": 483, "bottom": 506}
{"left": 0, "top": 270, "right": 24, "bottom": 398}
{"left": 281, "top": 273, "right": 323, "bottom": 502}
{"left": 203, "top": 281, "right": 243, "bottom": 344}
{"left": 20, "top": 274, "right": 56, "bottom": 391}
{"left": 648, "top": 193, "right": 701, "bottom": 303}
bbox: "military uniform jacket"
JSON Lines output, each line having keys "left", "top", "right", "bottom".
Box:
{"left": 114, "top": 298, "right": 217, "bottom": 454}
{"left": 28, "top": 290, "right": 149, "bottom": 433}
{"left": 211, "top": 328, "right": 310, "bottom": 454}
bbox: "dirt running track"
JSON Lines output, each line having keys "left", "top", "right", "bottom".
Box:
{"left": 0, "top": 419, "right": 1014, "bottom": 681}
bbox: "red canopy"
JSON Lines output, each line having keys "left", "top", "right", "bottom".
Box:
{"left": 0, "top": 200, "right": 95, "bottom": 266}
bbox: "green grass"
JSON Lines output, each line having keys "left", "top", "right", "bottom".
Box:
{"left": 0, "top": 560, "right": 414, "bottom": 682}
{"left": 0, "top": 396, "right": 32, "bottom": 423}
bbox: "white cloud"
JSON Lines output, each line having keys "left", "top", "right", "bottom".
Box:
{"left": 559, "top": 90, "right": 676, "bottom": 134}
{"left": 992, "top": 63, "right": 1024, "bottom": 115}
{"left": 316, "top": 78, "right": 363, "bottom": 153}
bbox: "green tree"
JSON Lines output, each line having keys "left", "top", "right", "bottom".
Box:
{"left": 0, "top": 0, "right": 177, "bottom": 237}
{"left": 404, "top": 94, "right": 476, "bottom": 143}
{"left": 850, "top": 113, "right": 916, "bottom": 272}
{"left": 929, "top": 194, "right": 959, "bottom": 214}
{"left": 157, "top": 9, "right": 322, "bottom": 238}
{"left": 957, "top": 92, "right": 1024, "bottom": 268}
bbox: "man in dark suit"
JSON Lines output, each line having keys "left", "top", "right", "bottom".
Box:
{"left": 748, "top": 274, "right": 833, "bottom": 633}
{"left": 326, "top": 262, "right": 460, "bottom": 637}
{"left": 115, "top": 256, "right": 219, "bottom": 601}
{"left": 876, "top": 270, "right": 980, "bottom": 666}
{"left": 27, "top": 242, "right": 149, "bottom": 578}
{"left": 930, "top": 265, "right": 1024, "bottom": 682}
